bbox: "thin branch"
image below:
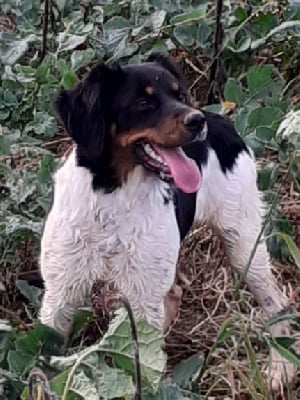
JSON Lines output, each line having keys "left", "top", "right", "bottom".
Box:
{"left": 41, "top": 0, "right": 49, "bottom": 62}
{"left": 207, "top": 0, "right": 225, "bottom": 104}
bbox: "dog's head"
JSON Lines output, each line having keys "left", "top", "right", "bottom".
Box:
{"left": 55, "top": 54, "right": 207, "bottom": 193}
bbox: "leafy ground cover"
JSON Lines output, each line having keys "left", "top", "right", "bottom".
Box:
{"left": 0, "top": 0, "right": 300, "bottom": 399}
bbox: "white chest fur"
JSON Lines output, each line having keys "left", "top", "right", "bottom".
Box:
{"left": 40, "top": 150, "right": 180, "bottom": 332}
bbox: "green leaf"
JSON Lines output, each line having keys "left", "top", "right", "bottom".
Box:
{"left": 21, "top": 370, "right": 76, "bottom": 400}
{"left": 257, "top": 162, "right": 278, "bottom": 191}
{"left": 16, "top": 280, "right": 42, "bottom": 310}
{"left": 61, "top": 70, "right": 79, "bottom": 89}
{"left": 30, "top": 111, "right": 58, "bottom": 136}
{"left": 71, "top": 361, "right": 135, "bottom": 400}
{"left": 244, "top": 135, "right": 265, "bottom": 157}
{"left": 70, "top": 49, "right": 96, "bottom": 71}
{"left": 7, "top": 349, "right": 35, "bottom": 376}
{"left": 226, "top": 33, "right": 251, "bottom": 53}
{"left": 69, "top": 307, "right": 93, "bottom": 343}
{"left": 15, "top": 323, "right": 64, "bottom": 357}
{"left": 172, "top": 354, "right": 203, "bottom": 388}
{"left": 170, "top": 4, "right": 207, "bottom": 24}
{"left": 101, "top": 310, "right": 166, "bottom": 391}
{"left": 246, "top": 65, "right": 284, "bottom": 99}
{"left": 224, "top": 78, "right": 246, "bottom": 107}
{"left": 147, "top": 10, "right": 167, "bottom": 33}
{"left": 269, "top": 337, "right": 300, "bottom": 368}
{"left": 276, "top": 110, "right": 300, "bottom": 149}
{"left": 251, "top": 20, "right": 300, "bottom": 50}
{"left": 0, "top": 320, "right": 12, "bottom": 332}
{"left": 143, "top": 381, "right": 198, "bottom": 400}
{"left": 255, "top": 126, "right": 276, "bottom": 142}
{"left": 276, "top": 233, "right": 300, "bottom": 268}
{"left": 235, "top": 7, "right": 247, "bottom": 23}
{"left": 36, "top": 154, "right": 56, "bottom": 185}
{"left": 0, "top": 33, "right": 36, "bottom": 65}
{"left": 57, "top": 33, "right": 86, "bottom": 53}
{"left": 197, "top": 21, "right": 212, "bottom": 47}
{"left": 247, "top": 107, "right": 284, "bottom": 129}
{"left": 173, "top": 24, "right": 197, "bottom": 47}
{"left": 56, "top": 0, "right": 68, "bottom": 12}
{"left": 51, "top": 309, "right": 166, "bottom": 393}
{"left": 103, "top": 16, "right": 132, "bottom": 57}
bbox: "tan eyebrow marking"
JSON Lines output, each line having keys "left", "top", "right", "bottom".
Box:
{"left": 145, "top": 86, "right": 154, "bottom": 95}
{"left": 171, "top": 81, "right": 179, "bottom": 92}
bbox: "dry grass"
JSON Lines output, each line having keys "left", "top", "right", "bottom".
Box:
{"left": 165, "top": 221, "right": 300, "bottom": 399}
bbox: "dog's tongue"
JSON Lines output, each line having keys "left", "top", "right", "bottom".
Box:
{"left": 154, "top": 146, "right": 201, "bottom": 193}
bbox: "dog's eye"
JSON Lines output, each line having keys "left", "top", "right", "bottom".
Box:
{"left": 136, "top": 98, "right": 154, "bottom": 111}
{"left": 177, "top": 93, "right": 187, "bottom": 103}
{"left": 136, "top": 99, "right": 149, "bottom": 111}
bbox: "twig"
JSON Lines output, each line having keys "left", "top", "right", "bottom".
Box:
{"left": 62, "top": 284, "right": 142, "bottom": 400}
{"left": 0, "top": 304, "right": 28, "bottom": 328}
{"left": 41, "top": 0, "right": 49, "bottom": 62}
{"left": 207, "top": 0, "right": 225, "bottom": 104}
{"left": 111, "top": 294, "right": 142, "bottom": 400}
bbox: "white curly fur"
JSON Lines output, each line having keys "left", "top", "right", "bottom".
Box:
{"left": 40, "top": 146, "right": 295, "bottom": 391}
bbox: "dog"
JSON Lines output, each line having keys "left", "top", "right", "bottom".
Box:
{"left": 39, "top": 54, "right": 295, "bottom": 391}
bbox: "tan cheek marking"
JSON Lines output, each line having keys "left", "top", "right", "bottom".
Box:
{"left": 145, "top": 86, "right": 154, "bottom": 95}
{"left": 116, "top": 129, "right": 158, "bottom": 147}
{"left": 171, "top": 81, "right": 179, "bottom": 92}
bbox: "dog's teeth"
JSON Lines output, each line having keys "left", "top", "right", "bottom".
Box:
{"left": 143, "top": 143, "right": 165, "bottom": 164}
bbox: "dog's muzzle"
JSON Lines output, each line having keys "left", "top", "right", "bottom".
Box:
{"left": 184, "top": 111, "right": 207, "bottom": 142}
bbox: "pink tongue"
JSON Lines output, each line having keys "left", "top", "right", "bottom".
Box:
{"left": 154, "top": 146, "right": 201, "bottom": 193}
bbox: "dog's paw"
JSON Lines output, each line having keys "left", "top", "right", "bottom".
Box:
{"left": 264, "top": 351, "right": 296, "bottom": 392}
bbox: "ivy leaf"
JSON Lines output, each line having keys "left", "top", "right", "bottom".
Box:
{"left": 71, "top": 361, "right": 135, "bottom": 400}
{"left": 143, "top": 381, "right": 198, "bottom": 399}
{"left": 226, "top": 32, "right": 251, "bottom": 53}
{"left": 173, "top": 24, "right": 197, "bottom": 47}
{"left": 0, "top": 33, "right": 36, "bottom": 65}
{"left": 16, "top": 280, "right": 42, "bottom": 310}
{"left": 51, "top": 309, "right": 166, "bottom": 393}
{"left": 255, "top": 126, "right": 276, "bottom": 142}
{"left": 246, "top": 65, "right": 284, "bottom": 100}
{"left": 57, "top": 33, "right": 86, "bottom": 53}
{"left": 70, "top": 49, "right": 96, "bottom": 71}
{"left": 172, "top": 354, "right": 203, "bottom": 388}
{"left": 28, "top": 112, "right": 58, "bottom": 137}
{"left": 61, "top": 70, "right": 79, "bottom": 89}
{"left": 224, "top": 79, "right": 246, "bottom": 107}
{"left": 277, "top": 110, "right": 300, "bottom": 149}
{"left": 100, "top": 310, "right": 166, "bottom": 391}
{"left": 247, "top": 107, "right": 284, "bottom": 129}
{"left": 251, "top": 20, "right": 300, "bottom": 50}
{"left": 170, "top": 5, "right": 208, "bottom": 24}
{"left": 103, "top": 16, "right": 132, "bottom": 56}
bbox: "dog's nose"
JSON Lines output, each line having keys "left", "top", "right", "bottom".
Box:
{"left": 184, "top": 112, "right": 205, "bottom": 132}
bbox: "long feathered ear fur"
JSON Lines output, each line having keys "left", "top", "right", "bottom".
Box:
{"left": 55, "top": 64, "right": 124, "bottom": 160}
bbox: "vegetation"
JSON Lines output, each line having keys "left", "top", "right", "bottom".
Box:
{"left": 0, "top": 0, "right": 299, "bottom": 398}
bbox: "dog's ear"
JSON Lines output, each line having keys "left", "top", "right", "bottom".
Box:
{"left": 147, "top": 53, "right": 183, "bottom": 82}
{"left": 55, "top": 63, "right": 124, "bottom": 159}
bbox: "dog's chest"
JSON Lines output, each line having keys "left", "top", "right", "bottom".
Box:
{"left": 91, "top": 184, "right": 175, "bottom": 258}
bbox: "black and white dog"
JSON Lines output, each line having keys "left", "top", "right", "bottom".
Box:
{"left": 39, "top": 55, "right": 294, "bottom": 390}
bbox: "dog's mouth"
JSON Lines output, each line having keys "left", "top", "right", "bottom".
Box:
{"left": 134, "top": 141, "right": 201, "bottom": 194}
